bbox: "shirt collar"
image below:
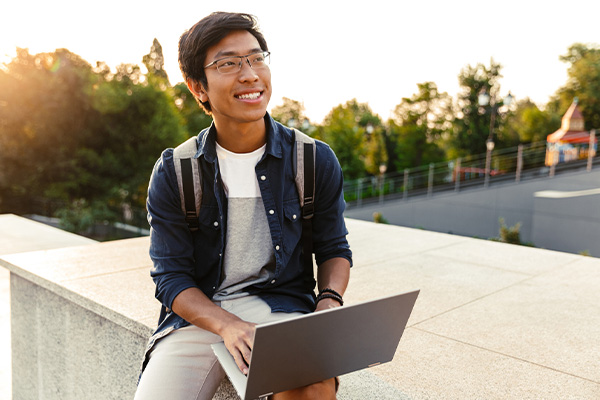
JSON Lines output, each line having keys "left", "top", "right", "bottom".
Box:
{"left": 194, "top": 112, "right": 282, "bottom": 162}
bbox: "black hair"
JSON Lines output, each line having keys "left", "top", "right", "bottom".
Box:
{"left": 178, "top": 12, "right": 269, "bottom": 113}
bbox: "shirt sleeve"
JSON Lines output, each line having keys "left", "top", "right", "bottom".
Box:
{"left": 311, "top": 141, "right": 353, "bottom": 267}
{"left": 146, "top": 149, "right": 199, "bottom": 310}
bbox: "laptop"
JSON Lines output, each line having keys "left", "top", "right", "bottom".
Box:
{"left": 211, "top": 289, "right": 419, "bottom": 400}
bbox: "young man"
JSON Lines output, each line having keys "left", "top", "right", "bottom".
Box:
{"left": 136, "top": 12, "right": 352, "bottom": 400}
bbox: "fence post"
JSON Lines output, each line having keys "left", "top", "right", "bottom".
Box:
{"left": 379, "top": 174, "right": 384, "bottom": 205}
{"left": 356, "top": 178, "right": 362, "bottom": 207}
{"left": 516, "top": 144, "right": 523, "bottom": 183}
{"left": 403, "top": 169, "right": 409, "bottom": 200}
{"left": 427, "top": 163, "right": 434, "bottom": 197}
{"left": 454, "top": 158, "right": 461, "bottom": 192}
{"left": 588, "top": 129, "right": 596, "bottom": 172}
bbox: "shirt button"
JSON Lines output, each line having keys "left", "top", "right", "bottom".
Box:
{"left": 269, "top": 210, "right": 274, "bottom": 215}
{"left": 271, "top": 279, "right": 276, "bottom": 284}
{"left": 275, "top": 245, "right": 280, "bottom": 251}
{"left": 260, "top": 175, "right": 266, "bottom": 181}
{"left": 214, "top": 221, "right": 219, "bottom": 227}
{"left": 292, "top": 214, "right": 297, "bottom": 220}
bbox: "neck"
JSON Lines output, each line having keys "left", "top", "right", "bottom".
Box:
{"left": 214, "top": 118, "right": 267, "bottom": 153}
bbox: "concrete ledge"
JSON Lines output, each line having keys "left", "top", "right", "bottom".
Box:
{"left": 2, "top": 214, "right": 600, "bottom": 399}
{"left": 0, "top": 214, "right": 97, "bottom": 400}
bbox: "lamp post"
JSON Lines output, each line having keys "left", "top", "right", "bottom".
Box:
{"left": 379, "top": 163, "right": 387, "bottom": 205}
{"left": 478, "top": 89, "right": 513, "bottom": 187}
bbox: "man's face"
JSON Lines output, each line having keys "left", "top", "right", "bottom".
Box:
{"left": 196, "top": 30, "right": 272, "bottom": 126}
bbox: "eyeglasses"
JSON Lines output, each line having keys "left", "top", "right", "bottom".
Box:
{"left": 204, "top": 51, "right": 270, "bottom": 74}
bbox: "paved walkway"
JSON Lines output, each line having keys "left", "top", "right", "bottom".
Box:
{"left": 1, "top": 214, "right": 599, "bottom": 399}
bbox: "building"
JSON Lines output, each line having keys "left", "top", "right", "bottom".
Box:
{"left": 545, "top": 98, "right": 597, "bottom": 166}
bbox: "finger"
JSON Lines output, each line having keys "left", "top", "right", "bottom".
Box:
{"left": 232, "top": 350, "right": 249, "bottom": 375}
{"left": 241, "top": 344, "right": 252, "bottom": 366}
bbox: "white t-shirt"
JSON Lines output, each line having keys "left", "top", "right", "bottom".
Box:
{"left": 212, "top": 142, "right": 275, "bottom": 300}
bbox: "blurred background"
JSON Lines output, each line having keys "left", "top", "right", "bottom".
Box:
{"left": 1, "top": 0, "right": 599, "bottom": 244}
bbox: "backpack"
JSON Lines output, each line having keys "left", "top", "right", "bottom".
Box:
{"left": 172, "top": 128, "right": 316, "bottom": 274}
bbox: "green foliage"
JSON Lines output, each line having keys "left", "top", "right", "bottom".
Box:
{"left": 498, "top": 218, "right": 522, "bottom": 245}
{"left": 372, "top": 212, "right": 389, "bottom": 224}
{"left": 389, "top": 82, "right": 450, "bottom": 170}
{"left": 449, "top": 60, "right": 505, "bottom": 158}
{"left": 271, "top": 97, "right": 313, "bottom": 132}
{"left": 173, "top": 83, "right": 213, "bottom": 136}
{"left": 2, "top": 39, "right": 599, "bottom": 233}
{"left": 0, "top": 41, "right": 188, "bottom": 230}
{"left": 493, "top": 217, "right": 534, "bottom": 247}
{"left": 552, "top": 43, "right": 600, "bottom": 130}
{"left": 319, "top": 100, "right": 381, "bottom": 180}
{"left": 0, "top": 48, "right": 98, "bottom": 207}
{"left": 503, "top": 98, "right": 561, "bottom": 144}
{"left": 56, "top": 199, "right": 118, "bottom": 234}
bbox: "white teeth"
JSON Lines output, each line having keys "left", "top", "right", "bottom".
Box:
{"left": 237, "top": 92, "right": 261, "bottom": 100}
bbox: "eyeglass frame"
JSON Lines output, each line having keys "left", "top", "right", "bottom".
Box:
{"left": 204, "top": 51, "right": 271, "bottom": 74}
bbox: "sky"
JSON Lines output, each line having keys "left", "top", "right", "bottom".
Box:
{"left": 1, "top": 0, "right": 599, "bottom": 123}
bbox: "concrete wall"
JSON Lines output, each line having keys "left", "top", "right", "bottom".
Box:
{"left": 11, "top": 275, "right": 144, "bottom": 400}
{"left": 345, "top": 168, "right": 600, "bottom": 256}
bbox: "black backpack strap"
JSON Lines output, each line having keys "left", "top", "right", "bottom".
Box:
{"left": 173, "top": 136, "right": 202, "bottom": 231}
{"left": 293, "top": 129, "right": 316, "bottom": 283}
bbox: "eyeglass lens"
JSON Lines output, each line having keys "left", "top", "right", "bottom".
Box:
{"left": 215, "top": 52, "right": 270, "bottom": 74}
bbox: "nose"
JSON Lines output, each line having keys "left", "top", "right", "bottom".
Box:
{"left": 239, "top": 57, "right": 259, "bottom": 81}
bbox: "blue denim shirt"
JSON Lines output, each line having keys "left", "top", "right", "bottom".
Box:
{"left": 144, "top": 113, "right": 352, "bottom": 356}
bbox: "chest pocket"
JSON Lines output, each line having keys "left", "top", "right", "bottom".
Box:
{"left": 282, "top": 200, "right": 302, "bottom": 253}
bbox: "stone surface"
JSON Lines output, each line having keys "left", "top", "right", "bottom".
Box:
{"left": 11, "top": 275, "right": 145, "bottom": 400}
{"left": 415, "top": 256, "right": 600, "bottom": 383}
{"left": 0, "top": 214, "right": 95, "bottom": 254}
{"left": 0, "top": 214, "right": 96, "bottom": 400}
{"left": 2, "top": 214, "right": 600, "bottom": 399}
{"left": 371, "top": 328, "right": 600, "bottom": 399}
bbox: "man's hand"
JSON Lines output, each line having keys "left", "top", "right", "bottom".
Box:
{"left": 219, "top": 318, "right": 257, "bottom": 375}
{"left": 171, "top": 288, "right": 257, "bottom": 374}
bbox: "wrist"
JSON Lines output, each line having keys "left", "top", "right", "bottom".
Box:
{"left": 316, "top": 287, "right": 344, "bottom": 307}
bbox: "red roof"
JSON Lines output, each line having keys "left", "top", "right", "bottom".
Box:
{"left": 546, "top": 100, "right": 596, "bottom": 144}
{"left": 547, "top": 129, "right": 595, "bottom": 144}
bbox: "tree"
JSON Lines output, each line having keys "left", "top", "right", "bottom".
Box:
{"left": 319, "top": 100, "right": 381, "bottom": 179}
{"left": 0, "top": 44, "right": 188, "bottom": 231}
{"left": 449, "top": 59, "right": 508, "bottom": 158}
{"left": 503, "top": 98, "right": 560, "bottom": 144}
{"left": 173, "top": 82, "right": 213, "bottom": 136}
{"left": 143, "top": 38, "right": 169, "bottom": 84}
{"left": 0, "top": 48, "right": 99, "bottom": 213}
{"left": 389, "top": 82, "right": 450, "bottom": 169}
{"left": 270, "top": 97, "right": 312, "bottom": 132}
{"left": 551, "top": 43, "right": 600, "bottom": 129}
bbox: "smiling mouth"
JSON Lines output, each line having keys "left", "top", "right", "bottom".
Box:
{"left": 235, "top": 92, "right": 262, "bottom": 100}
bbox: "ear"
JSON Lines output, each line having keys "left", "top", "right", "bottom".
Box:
{"left": 186, "top": 78, "right": 209, "bottom": 103}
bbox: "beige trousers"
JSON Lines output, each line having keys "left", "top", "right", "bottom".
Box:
{"left": 134, "top": 295, "right": 303, "bottom": 400}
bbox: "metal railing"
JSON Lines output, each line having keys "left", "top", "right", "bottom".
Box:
{"left": 344, "top": 137, "right": 598, "bottom": 208}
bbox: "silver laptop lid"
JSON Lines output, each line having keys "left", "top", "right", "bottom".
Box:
{"left": 214, "top": 289, "right": 419, "bottom": 400}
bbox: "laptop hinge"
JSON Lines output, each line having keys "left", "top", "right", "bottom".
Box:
{"left": 259, "top": 393, "right": 273, "bottom": 400}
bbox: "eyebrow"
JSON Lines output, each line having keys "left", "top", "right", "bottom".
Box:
{"left": 213, "top": 48, "right": 263, "bottom": 59}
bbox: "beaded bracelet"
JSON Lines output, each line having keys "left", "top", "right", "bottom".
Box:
{"left": 319, "top": 288, "right": 343, "bottom": 298}
{"left": 316, "top": 288, "right": 344, "bottom": 306}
